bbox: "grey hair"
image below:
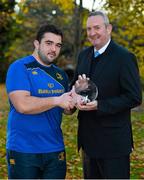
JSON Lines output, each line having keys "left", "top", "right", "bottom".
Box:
{"left": 88, "top": 11, "right": 110, "bottom": 25}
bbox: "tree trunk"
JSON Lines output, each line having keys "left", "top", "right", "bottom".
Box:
{"left": 73, "top": 0, "right": 83, "bottom": 61}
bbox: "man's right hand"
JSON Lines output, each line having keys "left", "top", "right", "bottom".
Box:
{"left": 58, "top": 92, "right": 74, "bottom": 111}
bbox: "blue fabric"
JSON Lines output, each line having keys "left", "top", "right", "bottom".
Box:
{"left": 7, "top": 150, "right": 66, "bottom": 179}
{"left": 6, "top": 55, "right": 69, "bottom": 153}
{"left": 94, "top": 51, "right": 100, "bottom": 58}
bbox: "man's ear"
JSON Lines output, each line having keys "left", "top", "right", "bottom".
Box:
{"left": 107, "top": 24, "right": 112, "bottom": 35}
{"left": 33, "top": 40, "right": 39, "bottom": 50}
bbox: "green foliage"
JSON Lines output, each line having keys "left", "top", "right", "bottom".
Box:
{"left": 4, "top": 0, "right": 80, "bottom": 71}
{"left": 0, "top": 0, "right": 144, "bottom": 84}
{"left": 131, "top": 111, "right": 144, "bottom": 179}
{"left": 0, "top": 0, "right": 17, "bottom": 83}
{"left": 104, "top": 0, "right": 144, "bottom": 79}
{"left": 0, "top": 84, "right": 144, "bottom": 178}
{"left": 0, "top": 84, "right": 9, "bottom": 178}
{"left": 62, "top": 112, "right": 83, "bottom": 179}
{"left": 52, "top": 0, "right": 74, "bottom": 12}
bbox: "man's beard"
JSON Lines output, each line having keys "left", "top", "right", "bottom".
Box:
{"left": 38, "top": 50, "right": 52, "bottom": 66}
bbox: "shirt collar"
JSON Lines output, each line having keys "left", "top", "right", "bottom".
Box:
{"left": 94, "top": 39, "right": 111, "bottom": 55}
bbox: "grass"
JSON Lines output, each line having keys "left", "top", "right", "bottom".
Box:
{"left": 131, "top": 112, "right": 144, "bottom": 179}
{"left": 0, "top": 84, "right": 144, "bottom": 179}
{"left": 0, "top": 84, "right": 8, "bottom": 178}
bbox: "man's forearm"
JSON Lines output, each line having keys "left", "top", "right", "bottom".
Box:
{"left": 9, "top": 90, "right": 73, "bottom": 114}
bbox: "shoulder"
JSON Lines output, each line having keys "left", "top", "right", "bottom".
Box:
{"left": 78, "top": 46, "right": 93, "bottom": 62}
{"left": 111, "top": 40, "right": 136, "bottom": 61}
{"left": 8, "top": 55, "right": 35, "bottom": 70}
{"left": 112, "top": 41, "right": 138, "bottom": 69}
{"left": 111, "top": 40, "right": 133, "bottom": 56}
{"left": 79, "top": 46, "right": 93, "bottom": 56}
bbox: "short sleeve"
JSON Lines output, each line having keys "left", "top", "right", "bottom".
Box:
{"left": 6, "top": 61, "right": 31, "bottom": 93}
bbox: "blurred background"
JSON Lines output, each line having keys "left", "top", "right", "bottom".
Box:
{"left": 0, "top": 0, "right": 144, "bottom": 179}
{"left": 0, "top": 0, "right": 144, "bottom": 84}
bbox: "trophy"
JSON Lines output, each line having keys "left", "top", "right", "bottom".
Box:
{"left": 74, "top": 79, "right": 98, "bottom": 104}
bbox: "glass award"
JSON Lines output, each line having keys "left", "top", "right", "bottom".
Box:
{"left": 75, "top": 79, "right": 98, "bottom": 104}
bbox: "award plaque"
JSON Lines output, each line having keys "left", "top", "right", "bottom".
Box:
{"left": 75, "top": 79, "right": 98, "bottom": 104}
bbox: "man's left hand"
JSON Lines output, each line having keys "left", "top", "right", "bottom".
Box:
{"left": 76, "top": 100, "right": 98, "bottom": 111}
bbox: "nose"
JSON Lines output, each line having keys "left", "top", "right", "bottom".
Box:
{"left": 90, "top": 28, "right": 96, "bottom": 36}
{"left": 51, "top": 44, "right": 56, "bottom": 52}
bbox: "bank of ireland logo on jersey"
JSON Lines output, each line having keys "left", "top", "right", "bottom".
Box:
{"left": 48, "top": 83, "right": 54, "bottom": 88}
{"left": 56, "top": 73, "right": 63, "bottom": 80}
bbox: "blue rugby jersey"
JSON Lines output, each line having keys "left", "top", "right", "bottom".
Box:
{"left": 6, "top": 55, "right": 69, "bottom": 153}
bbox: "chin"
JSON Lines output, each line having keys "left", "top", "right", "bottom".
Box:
{"left": 48, "top": 56, "right": 56, "bottom": 60}
{"left": 47, "top": 60, "right": 53, "bottom": 64}
{"left": 92, "top": 40, "right": 98, "bottom": 45}
{"left": 93, "top": 43, "right": 99, "bottom": 48}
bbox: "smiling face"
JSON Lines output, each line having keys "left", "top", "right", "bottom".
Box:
{"left": 86, "top": 15, "right": 112, "bottom": 50}
{"left": 34, "top": 32, "right": 62, "bottom": 66}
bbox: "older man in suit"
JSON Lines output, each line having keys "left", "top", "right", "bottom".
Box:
{"left": 71, "top": 11, "right": 142, "bottom": 179}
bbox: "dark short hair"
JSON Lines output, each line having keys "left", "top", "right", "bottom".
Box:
{"left": 36, "top": 24, "right": 63, "bottom": 42}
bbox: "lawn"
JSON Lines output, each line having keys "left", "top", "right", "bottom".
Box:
{"left": 0, "top": 84, "right": 144, "bottom": 179}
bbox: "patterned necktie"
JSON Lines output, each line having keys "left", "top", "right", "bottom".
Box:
{"left": 94, "top": 51, "right": 100, "bottom": 58}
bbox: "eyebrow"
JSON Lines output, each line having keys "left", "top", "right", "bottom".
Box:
{"left": 45, "top": 40, "right": 62, "bottom": 46}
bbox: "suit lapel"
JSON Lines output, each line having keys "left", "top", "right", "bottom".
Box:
{"left": 87, "top": 47, "right": 93, "bottom": 76}
{"left": 80, "top": 47, "right": 93, "bottom": 77}
{"left": 92, "top": 41, "right": 114, "bottom": 80}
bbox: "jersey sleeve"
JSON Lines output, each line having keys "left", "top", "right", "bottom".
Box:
{"left": 6, "top": 61, "right": 31, "bottom": 93}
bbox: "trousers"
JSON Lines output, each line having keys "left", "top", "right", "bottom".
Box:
{"left": 82, "top": 150, "right": 130, "bottom": 179}
{"left": 7, "top": 150, "right": 66, "bottom": 179}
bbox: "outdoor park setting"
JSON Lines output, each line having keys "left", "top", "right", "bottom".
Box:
{"left": 0, "top": 0, "right": 144, "bottom": 179}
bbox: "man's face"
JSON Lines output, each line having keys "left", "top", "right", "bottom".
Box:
{"left": 35, "top": 32, "right": 62, "bottom": 65}
{"left": 86, "top": 15, "right": 112, "bottom": 49}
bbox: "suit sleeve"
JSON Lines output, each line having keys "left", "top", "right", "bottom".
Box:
{"left": 97, "top": 53, "right": 142, "bottom": 115}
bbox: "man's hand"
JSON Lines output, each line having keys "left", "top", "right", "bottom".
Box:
{"left": 58, "top": 92, "right": 74, "bottom": 111}
{"left": 71, "top": 86, "right": 84, "bottom": 105}
{"left": 71, "top": 85, "right": 98, "bottom": 111}
{"left": 76, "top": 100, "right": 98, "bottom": 111}
{"left": 75, "top": 74, "right": 89, "bottom": 94}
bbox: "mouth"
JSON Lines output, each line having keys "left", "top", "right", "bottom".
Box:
{"left": 88, "top": 36, "right": 97, "bottom": 42}
{"left": 48, "top": 53, "right": 56, "bottom": 58}
{"left": 90, "top": 38, "right": 98, "bottom": 44}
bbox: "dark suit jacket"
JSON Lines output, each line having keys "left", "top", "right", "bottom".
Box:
{"left": 71, "top": 40, "right": 142, "bottom": 158}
